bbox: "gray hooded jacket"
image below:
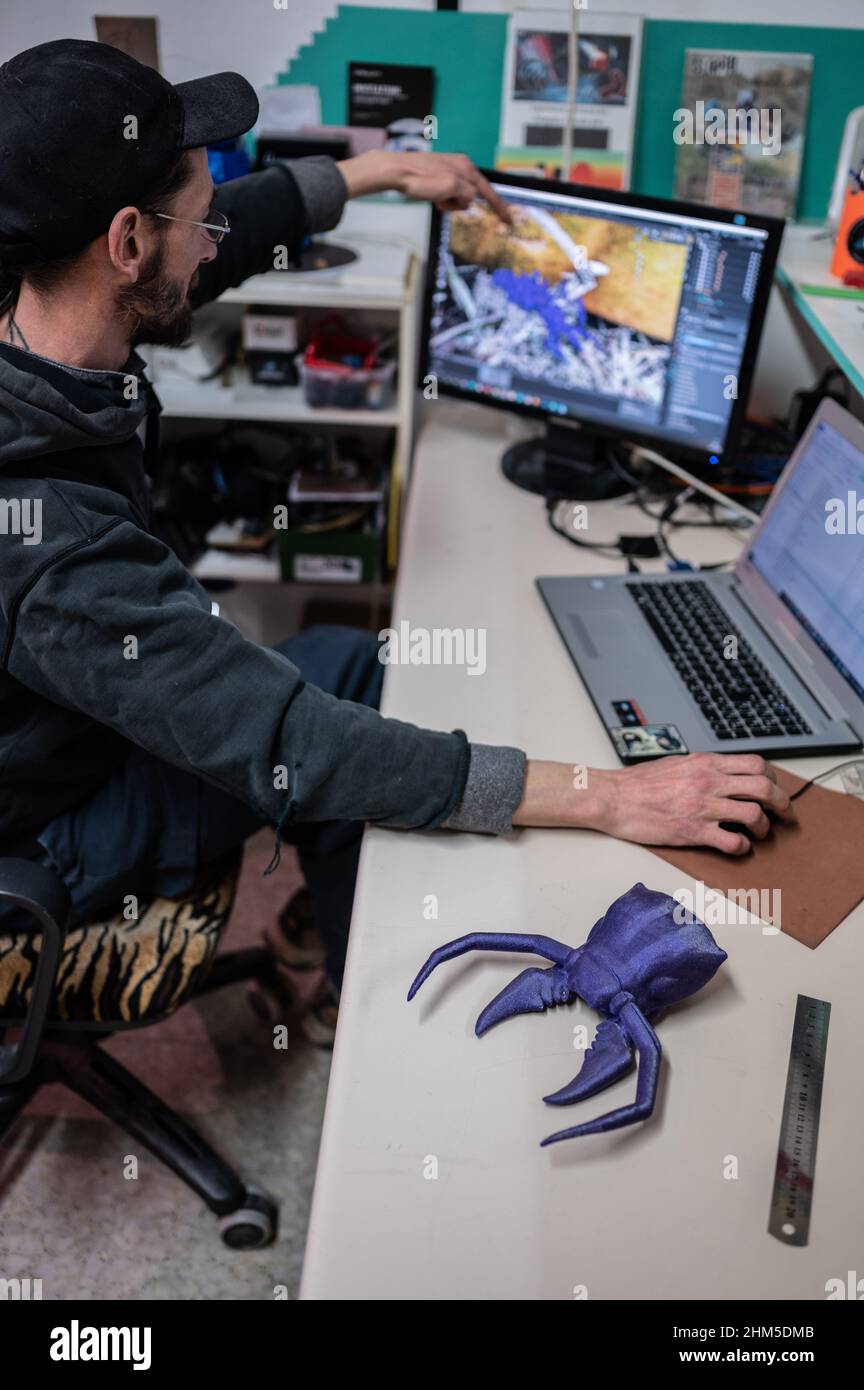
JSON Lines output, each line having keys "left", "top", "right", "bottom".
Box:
{"left": 0, "top": 159, "right": 526, "bottom": 852}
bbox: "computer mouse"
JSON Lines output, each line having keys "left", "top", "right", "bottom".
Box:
{"left": 719, "top": 821, "right": 756, "bottom": 841}
{"left": 719, "top": 809, "right": 786, "bottom": 841}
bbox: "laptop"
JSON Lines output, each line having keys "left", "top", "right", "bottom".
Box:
{"left": 537, "top": 399, "right": 864, "bottom": 763}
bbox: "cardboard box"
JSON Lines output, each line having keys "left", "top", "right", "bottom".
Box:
{"left": 243, "top": 307, "right": 299, "bottom": 386}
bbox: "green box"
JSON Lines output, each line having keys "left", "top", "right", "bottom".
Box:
{"left": 277, "top": 526, "right": 380, "bottom": 585}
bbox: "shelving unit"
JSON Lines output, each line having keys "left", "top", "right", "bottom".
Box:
{"left": 155, "top": 367, "right": 401, "bottom": 428}
{"left": 147, "top": 204, "right": 425, "bottom": 587}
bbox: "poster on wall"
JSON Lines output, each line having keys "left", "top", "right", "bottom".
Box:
{"left": 348, "top": 62, "right": 435, "bottom": 150}
{"left": 94, "top": 16, "right": 160, "bottom": 71}
{"left": 673, "top": 49, "right": 813, "bottom": 219}
{"left": 497, "top": 8, "right": 642, "bottom": 191}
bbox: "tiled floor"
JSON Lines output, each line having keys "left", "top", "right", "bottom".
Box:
{"left": 0, "top": 838, "right": 330, "bottom": 1301}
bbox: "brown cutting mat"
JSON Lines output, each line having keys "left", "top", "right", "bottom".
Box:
{"left": 650, "top": 766, "right": 864, "bottom": 949}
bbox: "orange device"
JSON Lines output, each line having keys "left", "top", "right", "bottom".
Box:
{"left": 830, "top": 185, "right": 864, "bottom": 285}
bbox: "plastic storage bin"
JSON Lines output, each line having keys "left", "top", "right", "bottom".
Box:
{"left": 300, "top": 321, "right": 395, "bottom": 410}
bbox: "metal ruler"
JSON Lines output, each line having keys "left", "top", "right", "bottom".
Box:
{"left": 768, "top": 994, "right": 831, "bottom": 1247}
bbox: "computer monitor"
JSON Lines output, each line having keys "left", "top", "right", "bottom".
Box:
{"left": 256, "top": 134, "right": 352, "bottom": 167}
{"left": 421, "top": 170, "right": 784, "bottom": 497}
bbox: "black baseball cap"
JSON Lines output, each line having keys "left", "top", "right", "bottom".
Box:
{"left": 0, "top": 39, "right": 259, "bottom": 264}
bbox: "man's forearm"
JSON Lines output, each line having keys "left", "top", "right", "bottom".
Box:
{"left": 512, "top": 760, "right": 613, "bottom": 830}
{"left": 336, "top": 149, "right": 512, "bottom": 222}
{"left": 336, "top": 149, "right": 412, "bottom": 200}
{"left": 287, "top": 157, "right": 348, "bottom": 233}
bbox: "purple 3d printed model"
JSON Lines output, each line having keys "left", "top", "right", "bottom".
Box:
{"left": 407, "top": 882, "right": 727, "bottom": 1146}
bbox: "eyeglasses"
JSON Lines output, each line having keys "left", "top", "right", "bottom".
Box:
{"left": 141, "top": 207, "right": 231, "bottom": 244}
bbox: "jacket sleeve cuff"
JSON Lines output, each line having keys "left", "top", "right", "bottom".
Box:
{"left": 439, "top": 743, "right": 527, "bottom": 836}
{"left": 288, "top": 156, "right": 348, "bottom": 234}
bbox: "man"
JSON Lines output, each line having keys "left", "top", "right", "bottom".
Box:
{"left": 0, "top": 41, "right": 794, "bottom": 1034}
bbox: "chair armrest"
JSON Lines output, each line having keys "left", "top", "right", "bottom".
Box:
{"left": 0, "top": 858, "right": 69, "bottom": 1084}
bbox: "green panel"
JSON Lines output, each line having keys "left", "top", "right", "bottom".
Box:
{"left": 283, "top": 9, "right": 863, "bottom": 221}
{"left": 284, "top": 7, "right": 508, "bottom": 167}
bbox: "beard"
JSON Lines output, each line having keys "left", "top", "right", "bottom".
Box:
{"left": 117, "top": 241, "right": 198, "bottom": 348}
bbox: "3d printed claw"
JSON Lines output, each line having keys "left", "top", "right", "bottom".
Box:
{"left": 540, "top": 1004, "right": 661, "bottom": 1144}
{"left": 475, "top": 967, "right": 562, "bottom": 1036}
{"left": 408, "top": 883, "right": 725, "bottom": 1146}
{"left": 542, "top": 1018, "right": 633, "bottom": 1106}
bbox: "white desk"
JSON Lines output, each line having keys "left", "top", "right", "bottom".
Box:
{"left": 300, "top": 399, "right": 863, "bottom": 1301}
{"left": 777, "top": 224, "right": 864, "bottom": 399}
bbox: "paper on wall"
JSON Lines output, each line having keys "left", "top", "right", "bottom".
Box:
{"left": 673, "top": 49, "right": 813, "bottom": 220}
{"left": 257, "top": 85, "right": 322, "bottom": 137}
{"left": 498, "top": 8, "right": 642, "bottom": 190}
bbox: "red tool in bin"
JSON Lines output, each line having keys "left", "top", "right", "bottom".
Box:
{"left": 301, "top": 316, "right": 395, "bottom": 410}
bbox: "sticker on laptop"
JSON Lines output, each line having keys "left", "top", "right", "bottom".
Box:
{"left": 611, "top": 698, "right": 645, "bottom": 727}
{"left": 611, "top": 724, "right": 689, "bottom": 759}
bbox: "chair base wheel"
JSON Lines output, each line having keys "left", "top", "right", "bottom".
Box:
{"left": 219, "top": 1187, "right": 278, "bottom": 1250}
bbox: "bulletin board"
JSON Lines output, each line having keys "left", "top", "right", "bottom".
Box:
{"left": 283, "top": 8, "right": 864, "bottom": 221}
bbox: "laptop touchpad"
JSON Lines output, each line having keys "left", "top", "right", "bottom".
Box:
{"left": 568, "top": 613, "right": 601, "bottom": 658}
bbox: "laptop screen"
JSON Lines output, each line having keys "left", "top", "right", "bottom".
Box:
{"left": 748, "top": 417, "right": 864, "bottom": 701}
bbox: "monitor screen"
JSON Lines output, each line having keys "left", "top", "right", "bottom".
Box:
{"left": 748, "top": 416, "right": 864, "bottom": 702}
{"left": 423, "top": 173, "right": 782, "bottom": 463}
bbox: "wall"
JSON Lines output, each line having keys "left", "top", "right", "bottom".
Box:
{"left": 285, "top": 9, "right": 864, "bottom": 221}
{"left": 0, "top": 0, "right": 342, "bottom": 84}
{"left": 462, "top": 0, "right": 860, "bottom": 21}
{"left": 1, "top": 0, "right": 855, "bottom": 414}
{"left": 1, "top": 0, "right": 861, "bottom": 85}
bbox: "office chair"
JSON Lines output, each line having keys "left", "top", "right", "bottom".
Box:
{"left": 0, "top": 851, "right": 284, "bottom": 1249}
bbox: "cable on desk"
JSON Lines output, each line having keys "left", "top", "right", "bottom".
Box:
{"left": 545, "top": 471, "right": 737, "bottom": 570}
{"left": 545, "top": 497, "right": 625, "bottom": 556}
{"left": 654, "top": 488, "right": 741, "bottom": 571}
{"left": 629, "top": 488, "right": 751, "bottom": 530}
{"left": 788, "top": 757, "right": 864, "bottom": 801}
{"left": 543, "top": 433, "right": 774, "bottom": 571}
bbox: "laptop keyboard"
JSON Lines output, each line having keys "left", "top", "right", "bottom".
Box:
{"left": 627, "top": 580, "right": 812, "bottom": 740}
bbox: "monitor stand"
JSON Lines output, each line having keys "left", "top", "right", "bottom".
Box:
{"left": 501, "top": 421, "right": 630, "bottom": 501}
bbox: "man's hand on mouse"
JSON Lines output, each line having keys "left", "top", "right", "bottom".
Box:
{"left": 512, "top": 753, "right": 796, "bottom": 856}
{"left": 593, "top": 752, "right": 796, "bottom": 855}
